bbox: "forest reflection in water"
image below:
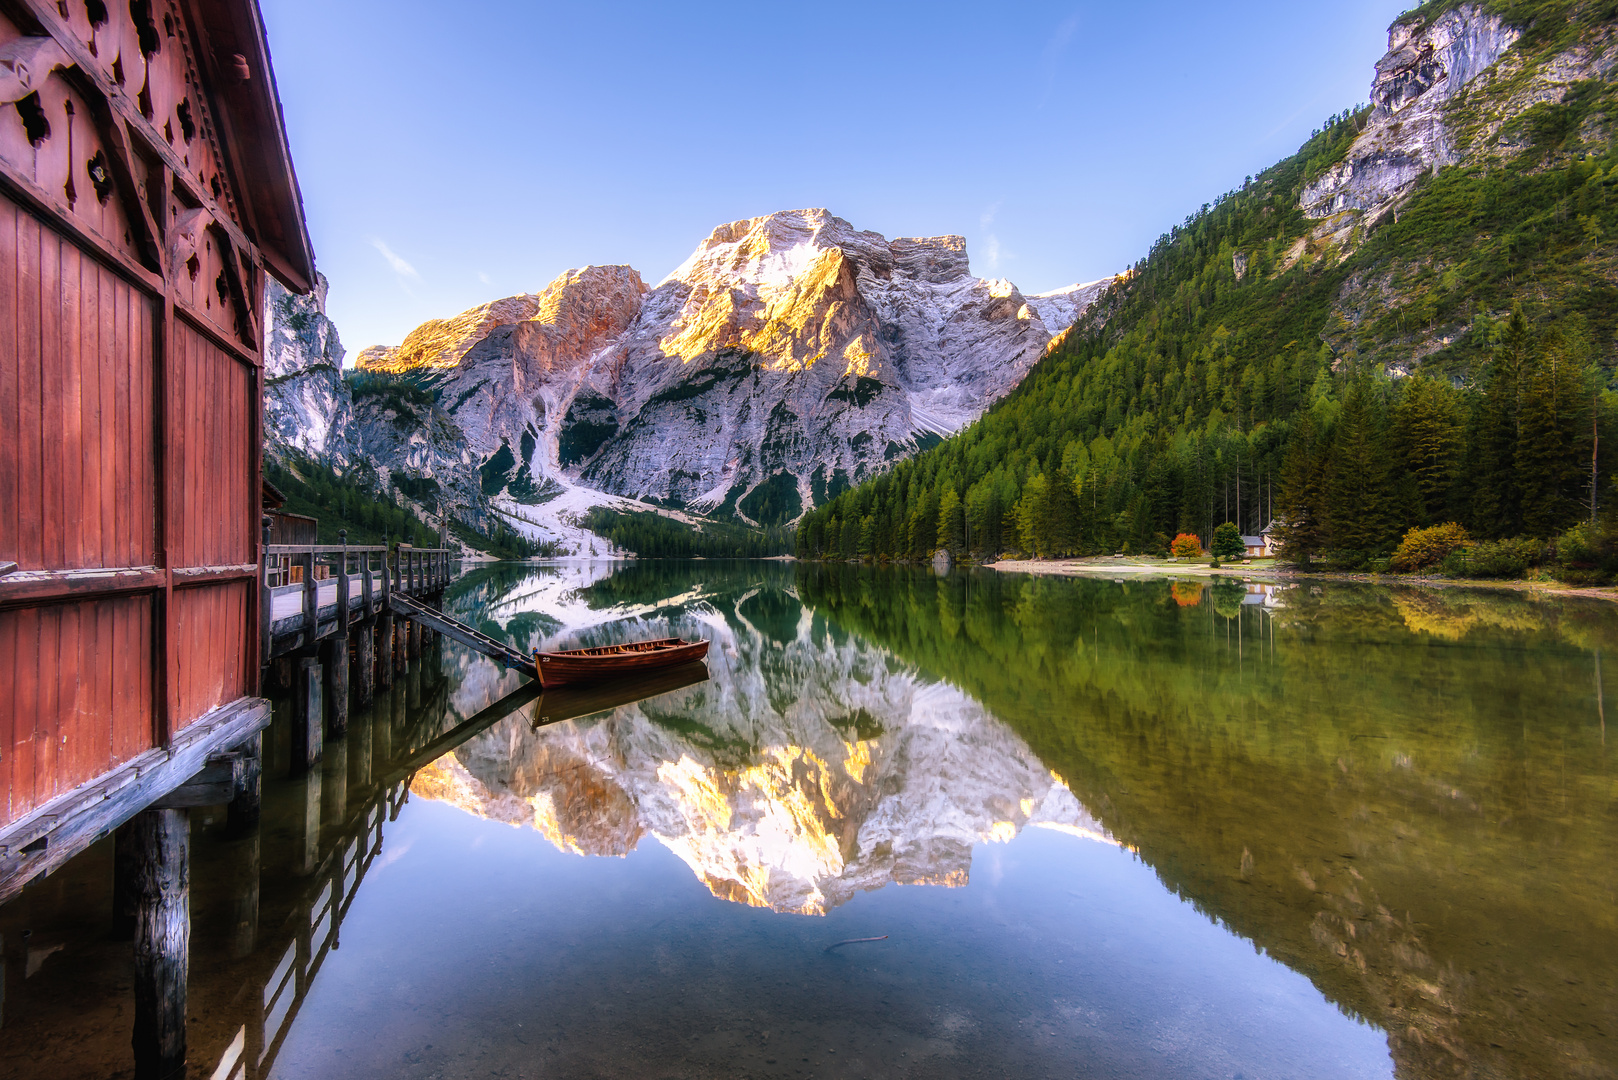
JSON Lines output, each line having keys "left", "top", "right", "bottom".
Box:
{"left": 330, "top": 560, "right": 1614, "bottom": 1080}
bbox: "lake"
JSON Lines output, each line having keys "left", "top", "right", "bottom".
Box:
{"left": 1, "top": 561, "right": 1614, "bottom": 1079}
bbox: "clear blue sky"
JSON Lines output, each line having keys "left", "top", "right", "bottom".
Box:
{"left": 259, "top": 0, "right": 1415, "bottom": 355}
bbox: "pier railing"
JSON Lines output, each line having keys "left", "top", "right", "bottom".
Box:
{"left": 261, "top": 536, "right": 454, "bottom": 661}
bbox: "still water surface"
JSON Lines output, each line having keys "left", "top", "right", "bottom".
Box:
{"left": 1, "top": 562, "right": 1614, "bottom": 1079}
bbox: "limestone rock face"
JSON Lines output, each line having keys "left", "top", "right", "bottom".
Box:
{"left": 262, "top": 274, "right": 351, "bottom": 462}
{"left": 1303, "top": 5, "right": 1519, "bottom": 223}
{"left": 356, "top": 293, "right": 545, "bottom": 374}
{"left": 323, "top": 210, "right": 1107, "bottom": 535}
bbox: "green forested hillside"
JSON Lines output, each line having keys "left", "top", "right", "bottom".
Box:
{"left": 798, "top": 1, "right": 1618, "bottom": 572}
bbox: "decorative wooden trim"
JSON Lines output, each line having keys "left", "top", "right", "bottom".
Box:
{"left": 77, "top": 86, "right": 164, "bottom": 274}
{"left": 0, "top": 696, "right": 271, "bottom": 903}
{"left": 0, "top": 565, "right": 166, "bottom": 606}
{"left": 4, "top": 0, "right": 262, "bottom": 264}
{"left": 158, "top": 164, "right": 178, "bottom": 750}
{"left": 0, "top": 154, "right": 165, "bottom": 295}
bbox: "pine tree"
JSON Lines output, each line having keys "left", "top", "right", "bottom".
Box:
{"left": 1517, "top": 325, "right": 1590, "bottom": 536}
{"left": 1326, "top": 376, "right": 1394, "bottom": 558}
{"left": 1393, "top": 375, "right": 1463, "bottom": 524}
{"left": 1272, "top": 414, "right": 1328, "bottom": 563}
{"left": 1472, "top": 305, "right": 1532, "bottom": 538}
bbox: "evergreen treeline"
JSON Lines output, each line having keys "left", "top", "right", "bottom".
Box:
{"left": 266, "top": 452, "right": 441, "bottom": 547}
{"left": 585, "top": 509, "right": 793, "bottom": 559}
{"left": 266, "top": 451, "right": 554, "bottom": 559}
{"left": 797, "top": 38, "right": 1618, "bottom": 573}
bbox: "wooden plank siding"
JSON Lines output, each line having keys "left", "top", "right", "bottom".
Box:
{"left": 170, "top": 580, "right": 250, "bottom": 732}
{"left": 169, "top": 317, "right": 252, "bottom": 569}
{"left": 0, "top": 193, "right": 157, "bottom": 573}
{"left": 0, "top": 595, "right": 155, "bottom": 825}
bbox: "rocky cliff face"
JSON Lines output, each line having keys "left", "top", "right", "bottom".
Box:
{"left": 1304, "top": 2, "right": 1616, "bottom": 239}
{"left": 324, "top": 210, "right": 1106, "bottom": 537}
{"left": 1303, "top": 6, "right": 1520, "bottom": 225}
{"left": 263, "top": 275, "right": 351, "bottom": 463}
{"left": 410, "top": 564, "right": 1115, "bottom": 914}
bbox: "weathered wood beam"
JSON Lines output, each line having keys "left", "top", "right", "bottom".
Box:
{"left": 376, "top": 613, "right": 394, "bottom": 690}
{"left": 290, "top": 657, "right": 322, "bottom": 774}
{"left": 1, "top": 0, "right": 265, "bottom": 269}
{"left": 0, "top": 697, "right": 270, "bottom": 904}
{"left": 149, "top": 753, "right": 244, "bottom": 809}
{"left": 0, "top": 565, "right": 164, "bottom": 607}
{"left": 354, "top": 621, "right": 375, "bottom": 709}
{"left": 127, "top": 808, "right": 189, "bottom": 1080}
{"left": 0, "top": 150, "right": 164, "bottom": 293}
{"left": 321, "top": 634, "right": 349, "bottom": 738}
{"left": 228, "top": 731, "right": 262, "bottom": 837}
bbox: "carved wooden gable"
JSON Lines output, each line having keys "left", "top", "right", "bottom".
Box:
{"left": 0, "top": 0, "right": 260, "bottom": 347}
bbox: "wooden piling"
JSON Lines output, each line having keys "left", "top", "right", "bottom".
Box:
{"left": 351, "top": 708, "right": 372, "bottom": 790}
{"left": 355, "top": 621, "right": 376, "bottom": 708}
{"left": 323, "top": 738, "right": 348, "bottom": 825}
{"left": 127, "top": 809, "right": 189, "bottom": 1080}
{"left": 299, "top": 769, "right": 322, "bottom": 876}
{"left": 322, "top": 635, "right": 350, "bottom": 738}
{"left": 227, "top": 732, "right": 263, "bottom": 837}
{"left": 394, "top": 619, "right": 409, "bottom": 676}
{"left": 291, "top": 656, "right": 323, "bottom": 774}
{"left": 376, "top": 614, "right": 395, "bottom": 690}
{"left": 228, "top": 832, "right": 260, "bottom": 960}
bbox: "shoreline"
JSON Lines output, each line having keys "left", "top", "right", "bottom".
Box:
{"left": 983, "top": 557, "right": 1618, "bottom": 605}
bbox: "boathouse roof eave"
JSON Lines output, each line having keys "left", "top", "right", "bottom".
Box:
{"left": 188, "top": 0, "right": 317, "bottom": 294}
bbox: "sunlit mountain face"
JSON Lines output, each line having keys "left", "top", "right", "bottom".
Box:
{"left": 411, "top": 562, "right": 1116, "bottom": 914}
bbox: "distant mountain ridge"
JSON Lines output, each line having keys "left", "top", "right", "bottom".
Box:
{"left": 263, "top": 210, "right": 1110, "bottom": 552}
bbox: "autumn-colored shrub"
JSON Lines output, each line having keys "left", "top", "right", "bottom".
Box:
{"left": 1170, "top": 533, "right": 1202, "bottom": 558}
{"left": 1171, "top": 581, "right": 1203, "bottom": 607}
{"left": 1390, "top": 523, "right": 1471, "bottom": 573}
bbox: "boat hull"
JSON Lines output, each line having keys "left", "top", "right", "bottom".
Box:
{"left": 533, "top": 637, "right": 711, "bottom": 688}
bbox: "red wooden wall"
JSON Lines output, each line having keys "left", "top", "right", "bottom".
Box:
{"left": 0, "top": 1, "right": 273, "bottom": 828}
{"left": 0, "top": 198, "right": 158, "bottom": 572}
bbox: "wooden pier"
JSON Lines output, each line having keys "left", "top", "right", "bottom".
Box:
{"left": 259, "top": 536, "right": 538, "bottom": 769}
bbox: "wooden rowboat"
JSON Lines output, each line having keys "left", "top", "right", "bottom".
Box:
{"left": 533, "top": 637, "right": 710, "bottom": 688}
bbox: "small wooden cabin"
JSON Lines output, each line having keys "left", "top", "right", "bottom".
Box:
{"left": 0, "top": 0, "right": 314, "bottom": 895}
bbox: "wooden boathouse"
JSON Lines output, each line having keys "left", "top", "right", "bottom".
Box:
{"left": 0, "top": 0, "right": 312, "bottom": 1074}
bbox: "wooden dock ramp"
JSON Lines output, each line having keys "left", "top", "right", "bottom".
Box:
{"left": 386, "top": 593, "right": 538, "bottom": 679}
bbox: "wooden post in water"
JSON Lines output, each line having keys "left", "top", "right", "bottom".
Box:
{"left": 299, "top": 769, "right": 322, "bottom": 876}
{"left": 355, "top": 620, "right": 376, "bottom": 708}
{"left": 228, "top": 732, "right": 263, "bottom": 837}
{"left": 351, "top": 706, "right": 372, "bottom": 791}
{"left": 325, "top": 532, "right": 351, "bottom": 737}
{"left": 291, "top": 656, "right": 323, "bottom": 774}
{"left": 228, "top": 831, "right": 260, "bottom": 960}
{"left": 127, "top": 808, "right": 189, "bottom": 1080}
{"left": 323, "top": 737, "right": 348, "bottom": 826}
{"left": 394, "top": 617, "right": 409, "bottom": 677}
{"left": 376, "top": 613, "right": 395, "bottom": 690}
{"left": 322, "top": 635, "right": 349, "bottom": 739}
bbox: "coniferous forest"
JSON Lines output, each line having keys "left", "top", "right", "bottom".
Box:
{"left": 796, "top": 3, "right": 1618, "bottom": 578}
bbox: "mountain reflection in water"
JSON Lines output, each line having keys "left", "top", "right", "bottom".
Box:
{"left": 2, "top": 560, "right": 1612, "bottom": 1080}
{"left": 417, "top": 563, "right": 1114, "bottom": 915}
{"left": 395, "top": 561, "right": 1616, "bottom": 1078}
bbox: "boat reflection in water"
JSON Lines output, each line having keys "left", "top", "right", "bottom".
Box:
{"left": 1, "top": 560, "right": 1613, "bottom": 1080}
